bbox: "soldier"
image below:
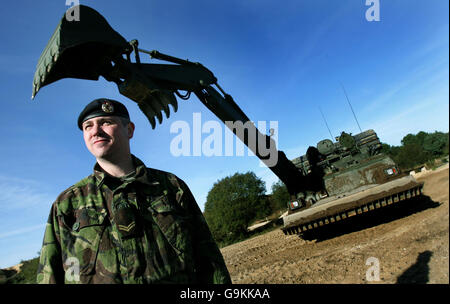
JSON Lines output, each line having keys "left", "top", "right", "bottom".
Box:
{"left": 37, "top": 98, "right": 231, "bottom": 284}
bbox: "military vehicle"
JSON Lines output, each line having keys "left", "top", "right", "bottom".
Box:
{"left": 31, "top": 5, "right": 424, "bottom": 238}
{"left": 282, "top": 129, "right": 423, "bottom": 236}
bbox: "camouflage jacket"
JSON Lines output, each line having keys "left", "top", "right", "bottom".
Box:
{"left": 37, "top": 155, "right": 231, "bottom": 284}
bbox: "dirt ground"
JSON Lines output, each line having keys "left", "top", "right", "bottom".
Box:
{"left": 220, "top": 165, "right": 449, "bottom": 284}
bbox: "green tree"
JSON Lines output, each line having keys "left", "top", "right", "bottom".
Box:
{"left": 204, "top": 172, "right": 266, "bottom": 245}
{"left": 396, "top": 143, "right": 429, "bottom": 169}
{"left": 383, "top": 131, "right": 449, "bottom": 170}
{"left": 401, "top": 131, "right": 427, "bottom": 147}
{"left": 270, "top": 180, "right": 290, "bottom": 211}
{"left": 423, "top": 131, "right": 449, "bottom": 157}
{"left": 381, "top": 143, "right": 392, "bottom": 155}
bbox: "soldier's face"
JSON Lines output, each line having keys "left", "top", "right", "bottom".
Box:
{"left": 82, "top": 116, "right": 135, "bottom": 160}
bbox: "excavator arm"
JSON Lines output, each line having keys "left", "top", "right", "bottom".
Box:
{"left": 32, "top": 5, "right": 315, "bottom": 196}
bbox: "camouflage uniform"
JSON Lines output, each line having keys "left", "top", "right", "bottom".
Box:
{"left": 37, "top": 155, "right": 231, "bottom": 284}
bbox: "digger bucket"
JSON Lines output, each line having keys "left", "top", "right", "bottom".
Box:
{"left": 31, "top": 5, "right": 129, "bottom": 99}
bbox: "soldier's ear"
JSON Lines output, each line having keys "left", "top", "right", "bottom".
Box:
{"left": 127, "top": 122, "right": 135, "bottom": 139}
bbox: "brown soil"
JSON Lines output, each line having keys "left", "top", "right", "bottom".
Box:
{"left": 220, "top": 165, "right": 449, "bottom": 284}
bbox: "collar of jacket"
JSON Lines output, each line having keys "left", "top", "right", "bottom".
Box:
{"left": 92, "top": 154, "right": 160, "bottom": 189}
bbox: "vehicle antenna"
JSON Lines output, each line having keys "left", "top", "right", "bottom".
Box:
{"left": 318, "top": 106, "right": 334, "bottom": 140}
{"left": 340, "top": 82, "right": 362, "bottom": 132}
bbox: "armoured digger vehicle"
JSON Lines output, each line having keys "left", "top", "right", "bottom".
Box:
{"left": 31, "top": 5, "right": 424, "bottom": 238}
{"left": 282, "top": 129, "right": 424, "bottom": 236}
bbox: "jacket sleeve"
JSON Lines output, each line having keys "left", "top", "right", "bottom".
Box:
{"left": 173, "top": 176, "right": 232, "bottom": 284}
{"left": 36, "top": 203, "right": 65, "bottom": 284}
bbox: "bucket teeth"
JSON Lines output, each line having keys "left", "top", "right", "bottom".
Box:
{"left": 151, "top": 92, "right": 165, "bottom": 123}
{"left": 171, "top": 95, "right": 178, "bottom": 113}
{"left": 137, "top": 101, "right": 157, "bottom": 129}
{"left": 155, "top": 91, "right": 173, "bottom": 119}
{"left": 137, "top": 90, "right": 179, "bottom": 129}
{"left": 154, "top": 105, "right": 163, "bottom": 124}
{"left": 138, "top": 90, "right": 178, "bottom": 129}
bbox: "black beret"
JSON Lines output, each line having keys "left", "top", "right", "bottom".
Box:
{"left": 78, "top": 98, "right": 130, "bottom": 130}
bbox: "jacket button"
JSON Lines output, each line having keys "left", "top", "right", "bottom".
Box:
{"left": 72, "top": 222, "right": 80, "bottom": 231}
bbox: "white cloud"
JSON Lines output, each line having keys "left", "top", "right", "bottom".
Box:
{"left": 0, "top": 176, "right": 54, "bottom": 211}
{"left": 0, "top": 224, "right": 45, "bottom": 240}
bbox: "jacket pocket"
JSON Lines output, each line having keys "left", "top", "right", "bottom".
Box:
{"left": 147, "top": 194, "right": 192, "bottom": 258}
{"left": 63, "top": 207, "right": 107, "bottom": 279}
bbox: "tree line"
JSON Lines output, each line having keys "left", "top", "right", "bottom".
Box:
{"left": 381, "top": 130, "right": 448, "bottom": 170}
{"left": 204, "top": 130, "right": 448, "bottom": 246}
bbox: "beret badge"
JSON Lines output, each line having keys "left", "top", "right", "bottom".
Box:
{"left": 101, "top": 100, "right": 114, "bottom": 113}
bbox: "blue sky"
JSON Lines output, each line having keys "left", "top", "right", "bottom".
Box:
{"left": 0, "top": 0, "right": 448, "bottom": 268}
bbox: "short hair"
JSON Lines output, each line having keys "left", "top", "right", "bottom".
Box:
{"left": 119, "top": 117, "right": 131, "bottom": 127}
